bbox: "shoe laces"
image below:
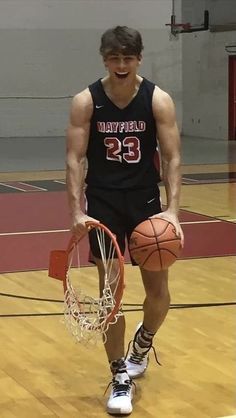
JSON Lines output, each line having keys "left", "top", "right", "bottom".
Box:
{"left": 104, "top": 373, "right": 135, "bottom": 397}
{"left": 112, "top": 379, "right": 132, "bottom": 398}
{"left": 125, "top": 340, "right": 162, "bottom": 366}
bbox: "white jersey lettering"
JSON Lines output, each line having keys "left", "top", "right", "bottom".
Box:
{"left": 97, "top": 120, "right": 146, "bottom": 133}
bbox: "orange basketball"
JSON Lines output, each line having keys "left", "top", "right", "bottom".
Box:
{"left": 129, "top": 218, "right": 182, "bottom": 271}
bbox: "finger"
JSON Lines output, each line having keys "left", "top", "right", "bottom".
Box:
{"left": 72, "top": 224, "right": 87, "bottom": 238}
{"left": 90, "top": 216, "right": 100, "bottom": 224}
{"left": 148, "top": 214, "right": 164, "bottom": 220}
{"left": 179, "top": 230, "right": 184, "bottom": 248}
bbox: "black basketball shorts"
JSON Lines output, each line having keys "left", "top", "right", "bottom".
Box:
{"left": 85, "top": 185, "right": 162, "bottom": 264}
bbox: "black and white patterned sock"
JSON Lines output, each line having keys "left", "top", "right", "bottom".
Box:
{"left": 110, "top": 357, "right": 127, "bottom": 375}
{"left": 135, "top": 324, "right": 155, "bottom": 349}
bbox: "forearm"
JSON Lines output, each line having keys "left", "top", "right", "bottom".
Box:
{"left": 162, "top": 155, "right": 181, "bottom": 215}
{"left": 66, "top": 156, "right": 86, "bottom": 218}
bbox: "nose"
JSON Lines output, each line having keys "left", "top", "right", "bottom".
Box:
{"left": 117, "top": 58, "right": 126, "bottom": 70}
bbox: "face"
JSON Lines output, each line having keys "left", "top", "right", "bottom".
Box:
{"left": 103, "top": 53, "right": 142, "bottom": 81}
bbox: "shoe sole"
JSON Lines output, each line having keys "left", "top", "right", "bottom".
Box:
{"left": 126, "top": 356, "right": 149, "bottom": 379}
{"left": 127, "top": 370, "right": 146, "bottom": 379}
{"left": 107, "top": 407, "right": 133, "bottom": 415}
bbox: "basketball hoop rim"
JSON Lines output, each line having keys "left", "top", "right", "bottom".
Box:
{"left": 165, "top": 22, "right": 191, "bottom": 31}
{"left": 65, "top": 222, "right": 125, "bottom": 325}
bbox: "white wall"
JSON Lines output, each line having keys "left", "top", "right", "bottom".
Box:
{"left": 0, "top": 0, "right": 171, "bottom": 30}
{"left": 0, "top": 0, "right": 182, "bottom": 137}
{"left": 0, "top": 0, "right": 235, "bottom": 140}
{"left": 181, "top": 0, "right": 236, "bottom": 139}
{"left": 182, "top": 0, "right": 236, "bottom": 27}
{"left": 182, "top": 30, "right": 235, "bottom": 139}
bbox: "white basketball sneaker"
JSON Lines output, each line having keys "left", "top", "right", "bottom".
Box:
{"left": 125, "top": 323, "right": 160, "bottom": 379}
{"left": 125, "top": 343, "right": 150, "bottom": 379}
{"left": 106, "top": 372, "right": 133, "bottom": 415}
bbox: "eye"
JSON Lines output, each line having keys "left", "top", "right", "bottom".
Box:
{"left": 108, "top": 56, "right": 119, "bottom": 62}
{"left": 125, "top": 56, "right": 137, "bottom": 64}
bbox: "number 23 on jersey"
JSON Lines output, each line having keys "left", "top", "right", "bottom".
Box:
{"left": 104, "top": 136, "right": 141, "bottom": 163}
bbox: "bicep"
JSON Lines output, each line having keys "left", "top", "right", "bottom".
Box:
{"left": 66, "top": 93, "right": 92, "bottom": 162}
{"left": 66, "top": 123, "right": 90, "bottom": 162}
{"left": 153, "top": 89, "right": 181, "bottom": 160}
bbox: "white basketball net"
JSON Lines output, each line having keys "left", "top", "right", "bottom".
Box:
{"left": 63, "top": 226, "right": 123, "bottom": 345}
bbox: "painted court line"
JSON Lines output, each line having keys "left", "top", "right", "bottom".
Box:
{"left": 0, "top": 220, "right": 222, "bottom": 236}
{"left": 0, "top": 229, "right": 70, "bottom": 236}
{"left": 0, "top": 182, "right": 28, "bottom": 192}
{"left": 182, "top": 177, "right": 199, "bottom": 183}
{"left": 54, "top": 180, "right": 66, "bottom": 185}
{"left": 19, "top": 182, "right": 48, "bottom": 191}
{"left": 216, "top": 415, "right": 236, "bottom": 418}
{"left": 180, "top": 220, "right": 221, "bottom": 225}
{"left": 0, "top": 181, "right": 47, "bottom": 192}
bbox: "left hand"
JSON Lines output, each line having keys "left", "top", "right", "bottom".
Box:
{"left": 149, "top": 210, "right": 184, "bottom": 248}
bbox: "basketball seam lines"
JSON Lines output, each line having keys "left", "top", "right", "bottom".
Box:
{"left": 130, "top": 238, "right": 180, "bottom": 248}
{"left": 149, "top": 218, "right": 162, "bottom": 270}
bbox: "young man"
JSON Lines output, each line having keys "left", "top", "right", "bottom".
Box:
{"left": 66, "top": 26, "right": 184, "bottom": 415}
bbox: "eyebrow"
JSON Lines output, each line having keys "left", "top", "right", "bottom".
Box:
{"left": 106, "top": 53, "right": 136, "bottom": 58}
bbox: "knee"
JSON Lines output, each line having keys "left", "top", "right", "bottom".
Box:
{"left": 142, "top": 270, "right": 169, "bottom": 299}
{"left": 144, "top": 279, "right": 170, "bottom": 302}
{"left": 146, "top": 286, "right": 170, "bottom": 303}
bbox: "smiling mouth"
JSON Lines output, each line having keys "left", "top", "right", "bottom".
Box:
{"left": 115, "top": 72, "right": 129, "bottom": 79}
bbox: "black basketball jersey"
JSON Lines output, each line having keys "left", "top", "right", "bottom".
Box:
{"left": 86, "top": 77, "right": 161, "bottom": 189}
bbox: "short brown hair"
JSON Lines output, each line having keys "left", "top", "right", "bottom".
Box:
{"left": 100, "top": 26, "right": 144, "bottom": 57}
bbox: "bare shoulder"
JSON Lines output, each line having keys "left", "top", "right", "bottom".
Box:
{"left": 152, "top": 86, "right": 176, "bottom": 122}
{"left": 72, "top": 88, "right": 93, "bottom": 109}
{"left": 70, "top": 88, "right": 93, "bottom": 125}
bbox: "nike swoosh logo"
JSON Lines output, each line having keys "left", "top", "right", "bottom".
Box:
{"left": 96, "top": 105, "right": 104, "bottom": 109}
{"left": 147, "top": 198, "right": 155, "bottom": 204}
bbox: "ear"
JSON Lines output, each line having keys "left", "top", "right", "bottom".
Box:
{"left": 138, "top": 54, "right": 142, "bottom": 64}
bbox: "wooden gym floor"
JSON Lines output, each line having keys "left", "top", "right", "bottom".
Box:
{"left": 0, "top": 163, "right": 235, "bottom": 418}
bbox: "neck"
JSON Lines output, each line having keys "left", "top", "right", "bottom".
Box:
{"left": 103, "top": 75, "right": 142, "bottom": 101}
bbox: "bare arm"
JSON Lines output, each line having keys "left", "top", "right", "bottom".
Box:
{"left": 152, "top": 87, "right": 184, "bottom": 245}
{"left": 66, "top": 89, "right": 97, "bottom": 236}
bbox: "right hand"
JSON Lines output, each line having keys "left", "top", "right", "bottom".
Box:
{"left": 71, "top": 212, "right": 99, "bottom": 239}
